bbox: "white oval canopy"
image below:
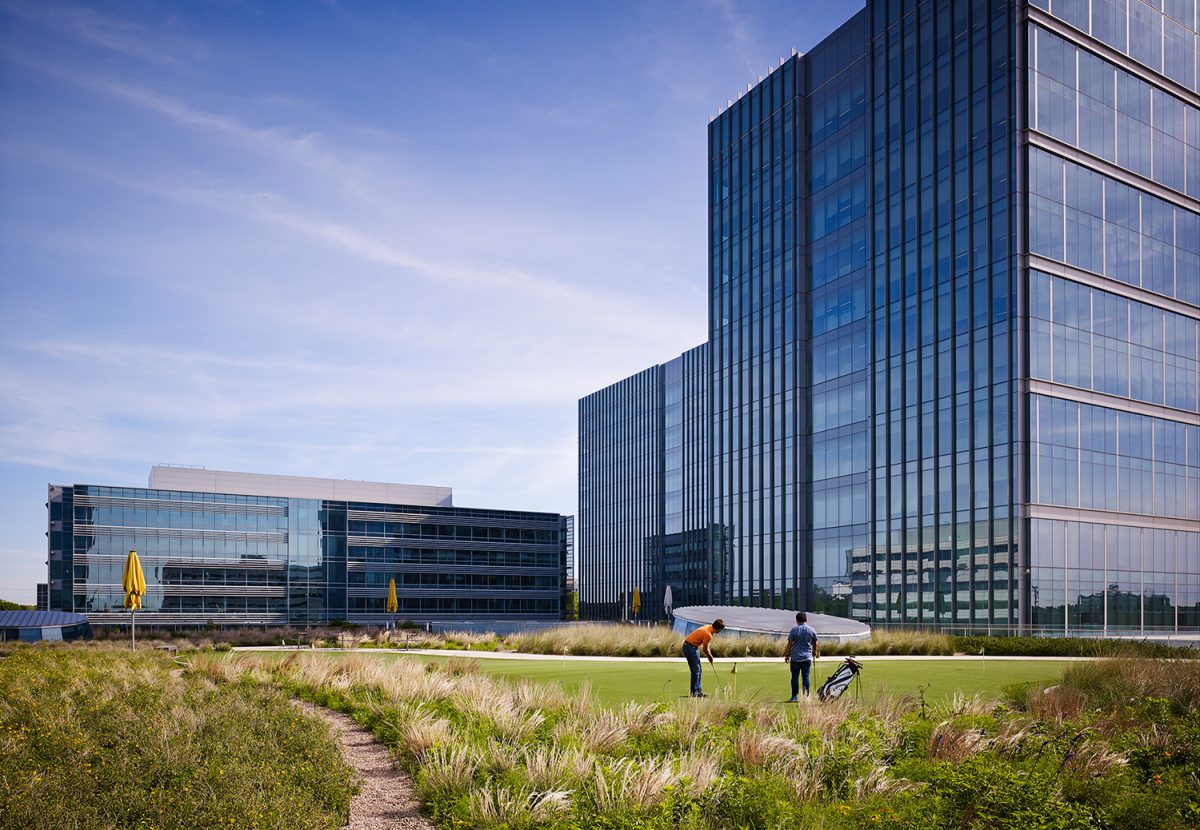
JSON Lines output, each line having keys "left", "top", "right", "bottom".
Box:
{"left": 672, "top": 605, "right": 871, "bottom": 643}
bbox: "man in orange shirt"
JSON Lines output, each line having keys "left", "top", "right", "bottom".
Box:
{"left": 681, "top": 618, "right": 725, "bottom": 697}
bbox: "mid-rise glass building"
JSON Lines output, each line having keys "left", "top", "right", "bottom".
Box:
{"left": 579, "top": 0, "right": 1200, "bottom": 635}
{"left": 47, "top": 467, "right": 565, "bottom": 628}
{"left": 579, "top": 345, "right": 712, "bottom": 619}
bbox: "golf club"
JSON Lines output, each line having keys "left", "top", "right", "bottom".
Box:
{"left": 709, "top": 657, "right": 723, "bottom": 695}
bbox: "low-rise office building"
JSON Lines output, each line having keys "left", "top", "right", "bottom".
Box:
{"left": 47, "top": 466, "right": 565, "bottom": 629}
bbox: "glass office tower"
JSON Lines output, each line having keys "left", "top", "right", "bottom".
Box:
{"left": 1024, "top": 0, "right": 1200, "bottom": 633}
{"left": 579, "top": 0, "right": 1199, "bottom": 635}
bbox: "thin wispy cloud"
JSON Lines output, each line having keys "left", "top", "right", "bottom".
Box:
{"left": 0, "top": 0, "right": 205, "bottom": 66}
{"left": 0, "top": 0, "right": 856, "bottom": 602}
{"left": 4, "top": 42, "right": 699, "bottom": 319}
{"left": 708, "top": 0, "right": 763, "bottom": 77}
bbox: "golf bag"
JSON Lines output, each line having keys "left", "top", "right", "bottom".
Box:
{"left": 817, "top": 657, "right": 863, "bottom": 701}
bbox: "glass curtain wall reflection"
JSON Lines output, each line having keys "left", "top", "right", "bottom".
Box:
{"left": 1026, "top": 0, "right": 1200, "bottom": 635}
{"left": 577, "top": 0, "right": 1199, "bottom": 635}
{"left": 657, "top": 347, "right": 714, "bottom": 613}
{"left": 578, "top": 366, "right": 661, "bottom": 620}
{"left": 343, "top": 503, "right": 562, "bottom": 618}
{"left": 709, "top": 39, "right": 811, "bottom": 612}
{"left": 578, "top": 346, "right": 710, "bottom": 620}
{"left": 1029, "top": 0, "right": 1200, "bottom": 93}
{"left": 48, "top": 484, "right": 563, "bottom": 626}
{"left": 808, "top": 18, "right": 871, "bottom": 620}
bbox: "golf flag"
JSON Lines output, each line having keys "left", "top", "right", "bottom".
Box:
{"left": 386, "top": 578, "right": 398, "bottom": 614}
{"left": 122, "top": 550, "right": 145, "bottom": 610}
{"left": 664, "top": 585, "right": 673, "bottom": 617}
{"left": 631, "top": 586, "right": 641, "bottom": 617}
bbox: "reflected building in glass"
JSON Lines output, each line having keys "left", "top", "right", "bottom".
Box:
{"left": 579, "top": 0, "right": 1199, "bottom": 635}
{"left": 578, "top": 345, "right": 714, "bottom": 620}
{"left": 47, "top": 467, "right": 565, "bottom": 628}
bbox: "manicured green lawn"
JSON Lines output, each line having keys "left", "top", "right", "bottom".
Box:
{"left": 423, "top": 656, "right": 1072, "bottom": 706}
{"left": 258, "top": 651, "right": 1075, "bottom": 707}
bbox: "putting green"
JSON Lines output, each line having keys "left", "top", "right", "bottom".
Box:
{"left": 258, "top": 651, "right": 1075, "bottom": 708}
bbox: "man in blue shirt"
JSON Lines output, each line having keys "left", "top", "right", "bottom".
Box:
{"left": 783, "top": 611, "right": 819, "bottom": 702}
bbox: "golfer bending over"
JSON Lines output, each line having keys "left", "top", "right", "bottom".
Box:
{"left": 784, "top": 612, "right": 818, "bottom": 702}
{"left": 681, "top": 618, "right": 725, "bottom": 697}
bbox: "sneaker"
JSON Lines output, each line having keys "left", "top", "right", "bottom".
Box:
{"left": 691, "top": 692, "right": 707, "bottom": 698}
{"left": 786, "top": 696, "right": 798, "bottom": 703}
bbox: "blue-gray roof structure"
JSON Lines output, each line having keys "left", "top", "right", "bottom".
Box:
{"left": 0, "top": 610, "right": 88, "bottom": 627}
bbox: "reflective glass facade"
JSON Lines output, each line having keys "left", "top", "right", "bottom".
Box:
{"left": 48, "top": 483, "right": 563, "bottom": 626}
{"left": 578, "top": 345, "right": 709, "bottom": 619}
{"left": 710, "top": 40, "right": 812, "bottom": 614}
{"left": 1024, "top": 0, "right": 1200, "bottom": 634}
{"left": 864, "top": 0, "right": 1020, "bottom": 629}
{"left": 579, "top": 0, "right": 1198, "bottom": 634}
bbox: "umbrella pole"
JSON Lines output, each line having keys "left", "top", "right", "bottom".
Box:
{"left": 131, "top": 610, "right": 136, "bottom": 651}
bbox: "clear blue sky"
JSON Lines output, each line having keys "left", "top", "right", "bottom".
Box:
{"left": 0, "top": 0, "right": 859, "bottom": 603}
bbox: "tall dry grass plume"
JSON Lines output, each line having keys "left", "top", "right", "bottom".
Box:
{"left": 553, "top": 710, "right": 629, "bottom": 754}
{"left": 675, "top": 750, "right": 721, "bottom": 790}
{"left": 1062, "top": 657, "right": 1200, "bottom": 713}
{"left": 522, "top": 746, "right": 594, "bottom": 789}
{"left": 592, "top": 757, "right": 677, "bottom": 811}
{"left": 467, "top": 785, "right": 570, "bottom": 826}
{"left": 926, "top": 721, "right": 987, "bottom": 762}
{"left": 418, "top": 744, "right": 481, "bottom": 794}
{"left": 506, "top": 624, "right": 681, "bottom": 657}
{"left": 1023, "top": 684, "right": 1088, "bottom": 724}
{"left": 732, "top": 729, "right": 802, "bottom": 769}
{"left": 402, "top": 716, "right": 454, "bottom": 758}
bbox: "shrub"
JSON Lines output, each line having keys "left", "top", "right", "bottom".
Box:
{"left": 506, "top": 624, "right": 681, "bottom": 657}
{"left": 1059, "top": 658, "right": 1200, "bottom": 714}
{"left": 920, "top": 755, "right": 1099, "bottom": 829}
{"left": 950, "top": 635, "right": 1190, "bottom": 659}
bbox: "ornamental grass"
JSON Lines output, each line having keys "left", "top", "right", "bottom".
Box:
{"left": 202, "top": 650, "right": 1200, "bottom": 830}
{"left": 0, "top": 645, "right": 354, "bottom": 830}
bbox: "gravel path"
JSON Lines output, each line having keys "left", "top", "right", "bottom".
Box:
{"left": 297, "top": 701, "right": 435, "bottom": 830}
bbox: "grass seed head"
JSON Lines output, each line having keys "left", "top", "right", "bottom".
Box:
{"left": 926, "top": 720, "right": 987, "bottom": 762}
{"left": 402, "top": 717, "right": 453, "bottom": 759}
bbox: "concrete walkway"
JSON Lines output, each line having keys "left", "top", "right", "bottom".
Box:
{"left": 231, "top": 645, "right": 1100, "bottom": 663}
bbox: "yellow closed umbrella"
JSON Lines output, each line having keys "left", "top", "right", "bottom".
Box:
{"left": 386, "top": 577, "right": 398, "bottom": 629}
{"left": 122, "top": 549, "right": 146, "bottom": 650}
{"left": 631, "top": 586, "right": 641, "bottom": 619}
